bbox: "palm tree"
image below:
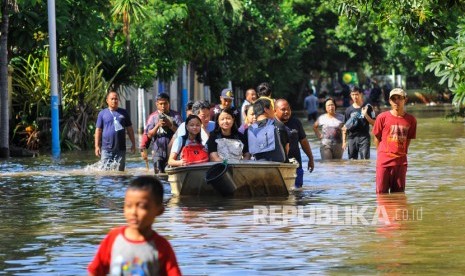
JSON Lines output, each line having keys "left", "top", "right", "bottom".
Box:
{"left": 111, "top": 0, "right": 148, "bottom": 51}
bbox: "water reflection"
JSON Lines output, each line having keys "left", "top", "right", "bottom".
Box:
{"left": 1, "top": 113, "right": 465, "bottom": 274}
{"left": 375, "top": 193, "right": 409, "bottom": 236}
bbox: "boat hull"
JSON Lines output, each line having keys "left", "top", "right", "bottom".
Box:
{"left": 165, "top": 161, "right": 298, "bottom": 197}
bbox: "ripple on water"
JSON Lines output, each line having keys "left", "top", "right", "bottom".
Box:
{"left": 2, "top": 116, "right": 465, "bottom": 274}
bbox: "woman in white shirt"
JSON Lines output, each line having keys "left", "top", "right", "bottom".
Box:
{"left": 313, "top": 98, "right": 345, "bottom": 160}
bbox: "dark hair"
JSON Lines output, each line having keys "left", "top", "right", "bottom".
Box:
{"left": 245, "top": 88, "right": 256, "bottom": 97}
{"left": 213, "top": 108, "right": 239, "bottom": 135}
{"left": 106, "top": 90, "right": 119, "bottom": 99}
{"left": 323, "top": 97, "right": 337, "bottom": 112}
{"left": 128, "top": 176, "right": 164, "bottom": 206}
{"left": 253, "top": 98, "right": 272, "bottom": 117}
{"left": 244, "top": 104, "right": 252, "bottom": 114}
{"left": 156, "top": 92, "right": 170, "bottom": 101}
{"left": 192, "top": 100, "right": 210, "bottom": 115}
{"left": 350, "top": 86, "right": 362, "bottom": 93}
{"left": 183, "top": 114, "right": 203, "bottom": 144}
{"left": 256, "top": 82, "right": 272, "bottom": 97}
{"left": 186, "top": 101, "right": 194, "bottom": 112}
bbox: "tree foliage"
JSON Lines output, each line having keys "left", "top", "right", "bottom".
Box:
{"left": 426, "top": 22, "right": 465, "bottom": 108}
{"left": 6, "top": 0, "right": 465, "bottom": 153}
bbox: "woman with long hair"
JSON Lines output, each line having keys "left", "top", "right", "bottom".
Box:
{"left": 207, "top": 109, "right": 251, "bottom": 162}
{"left": 168, "top": 115, "right": 208, "bottom": 167}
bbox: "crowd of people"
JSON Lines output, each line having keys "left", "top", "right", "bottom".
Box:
{"left": 91, "top": 83, "right": 417, "bottom": 275}
{"left": 94, "top": 83, "right": 417, "bottom": 197}
{"left": 94, "top": 83, "right": 417, "bottom": 195}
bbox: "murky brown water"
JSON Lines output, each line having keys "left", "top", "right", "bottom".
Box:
{"left": 1, "top": 106, "right": 465, "bottom": 275}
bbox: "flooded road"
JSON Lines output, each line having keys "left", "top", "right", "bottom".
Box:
{"left": 1, "top": 107, "right": 465, "bottom": 275}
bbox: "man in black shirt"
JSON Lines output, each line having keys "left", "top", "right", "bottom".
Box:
{"left": 275, "top": 99, "right": 314, "bottom": 188}
{"left": 342, "top": 86, "right": 376, "bottom": 159}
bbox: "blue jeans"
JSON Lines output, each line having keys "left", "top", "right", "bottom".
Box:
{"left": 101, "top": 149, "right": 126, "bottom": 171}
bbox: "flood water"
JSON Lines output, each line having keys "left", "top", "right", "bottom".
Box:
{"left": 1, "top": 106, "right": 465, "bottom": 275}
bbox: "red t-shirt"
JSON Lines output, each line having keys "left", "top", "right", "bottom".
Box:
{"left": 373, "top": 111, "right": 417, "bottom": 167}
{"left": 88, "top": 226, "right": 181, "bottom": 276}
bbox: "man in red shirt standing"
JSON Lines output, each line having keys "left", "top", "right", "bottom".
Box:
{"left": 373, "top": 88, "right": 417, "bottom": 194}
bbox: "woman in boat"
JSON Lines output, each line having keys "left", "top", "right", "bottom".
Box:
{"left": 313, "top": 97, "right": 345, "bottom": 160}
{"left": 238, "top": 104, "right": 256, "bottom": 134}
{"left": 168, "top": 115, "right": 209, "bottom": 167}
{"left": 207, "top": 109, "right": 251, "bottom": 162}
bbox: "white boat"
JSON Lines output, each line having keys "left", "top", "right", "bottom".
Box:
{"left": 164, "top": 160, "right": 298, "bottom": 197}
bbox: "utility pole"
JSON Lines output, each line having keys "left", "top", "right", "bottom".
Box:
{"left": 48, "top": 0, "right": 60, "bottom": 158}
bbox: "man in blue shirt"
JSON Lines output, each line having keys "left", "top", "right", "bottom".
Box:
{"left": 304, "top": 88, "right": 319, "bottom": 123}
{"left": 95, "top": 90, "right": 136, "bottom": 171}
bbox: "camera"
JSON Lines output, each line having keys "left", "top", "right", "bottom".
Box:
{"left": 158, "top": 113, "right": 167, "bottom": 120}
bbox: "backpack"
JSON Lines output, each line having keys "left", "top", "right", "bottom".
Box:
{"left": 179, "top": 136, "right": 209, "bottom": 164}
{"left": 248, "top": 119, "right": 276, "bottom": 155}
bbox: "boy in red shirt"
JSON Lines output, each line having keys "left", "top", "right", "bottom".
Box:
{"left": 88, "top": 176, "right": 181, "bottom": 276}
{"left": 373, "top": 88, "right": 417, "bottom": 194}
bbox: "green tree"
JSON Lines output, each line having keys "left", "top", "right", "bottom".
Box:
{"left": 426, "top": 23, "right": 465, "bottom": 109}
{"left": 110, "top": 0, "right": 148, "bottom": 51}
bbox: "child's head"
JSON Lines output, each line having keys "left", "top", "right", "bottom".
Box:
{"left": 184, "top": 114, "right": 203, "bottom": 143}
{"left": 245, "top": 104, "right": 256, "bottom": 125}
{"left": 124, "top": 176, "right": 165, "bottom": 232}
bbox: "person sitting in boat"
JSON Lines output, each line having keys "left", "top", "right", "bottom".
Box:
{"left": 238, "top": 104, "right": 256, "bottom": 134}
{"left": 207, "top": 108, "right": 251, "bottom": 162}
{"left": 168, "top": 115, "right": 209, "bottom": 167}
{"left": 247, "top": 98, "right": 289, "bottom": 162}
{"left": 169, "top": 100, "right": 215, "bottom": 150}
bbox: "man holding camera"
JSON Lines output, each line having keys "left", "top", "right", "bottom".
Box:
{"left": 141, "top": 93, "right": 182, "bottom": 173}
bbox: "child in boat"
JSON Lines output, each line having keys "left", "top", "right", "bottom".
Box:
{"left": 207, "top": 108, "right": 251, "bottom": 162}
{"left": 238, "top": 104, "right": 256, "bottom": 134}
{"left": 168, "top": 115, "right": 209, "bottom": 167}
{"left": 88, "top": 176, "right": 181, "bottom": 276}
